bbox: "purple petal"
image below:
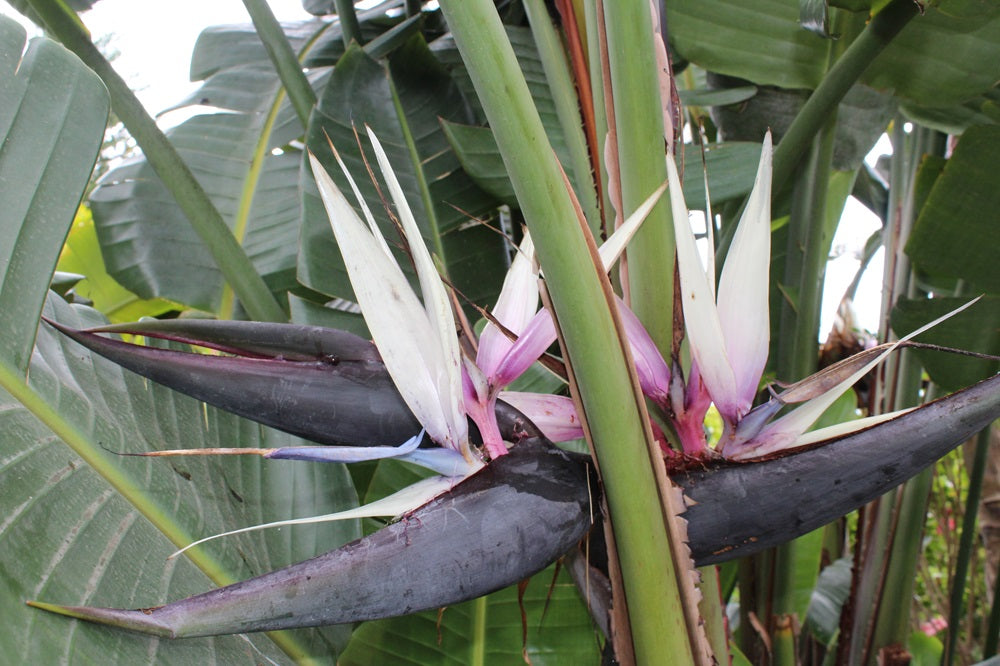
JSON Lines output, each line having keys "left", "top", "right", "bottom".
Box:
{"left": 616, "top": 297, "right": 671, "bottom": 405}
{"left": 478, "top": 233, "right": 539, "bottom": 377}
{"left": 491, "top": 309, "right": 558, "bottom": 389}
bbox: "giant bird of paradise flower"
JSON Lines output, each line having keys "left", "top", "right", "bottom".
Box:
{"left": 30, "top": 126, "right": 1000, "bottom": 645}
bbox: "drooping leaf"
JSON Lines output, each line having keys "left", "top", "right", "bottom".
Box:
{"left": 666, "top": 0, "right": 829, "bottom": 90}
{"left": 865, "top": 5, "right": 1000, "bottom": 107}
{"left": 0, "top": 16, "right": 108, "bottom": 371}
{"left": 804, "top": 557, "right": 853, "bottom": 645}
{"left": 906, "top": 125, "right": 1000, "bottom": 294}
{"left": 56, "top": 206, "right": 178, "bottom": 322}
{"left": 89, "top": 20, "right": 329, "bottom": 313}
{"left": 0, "top": 296, "right": 359, "bottom": 663}
{"left": 667, "top": 1, "right": 1000, "bottom": 108}
{"left": 709, "top": 76, "right": 896, "bottom": 172}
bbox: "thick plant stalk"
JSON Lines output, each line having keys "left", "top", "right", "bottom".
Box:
{"left": 241, "top": 0, "right": 317, "bottom": 127}
{"left": 436, "top": 1, "right": 701, "bottom": 662}
{"left": 601, "top": 0, "right": 674, "bottom": 353}
{"left": 943, "top": 427, "right": 992, "bottom": 666}
{"left": 523, "top": 0, "right": 600, "bottom": 233}
{"left": 25, "top": 0, "right": 287, "bottom": 323}
{"left": 333, "top": 0, "right": 362, "bottom": 46}
{"left": 769, "top": 114, "right": 839, "bottom": 664}
{"left": 771, "top": 0, "right": 919, "bottom": 193}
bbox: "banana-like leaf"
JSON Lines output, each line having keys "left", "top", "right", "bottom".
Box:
{"left": 56, "top": 207, "right": 178, "bottom": 322}
{"left": 906, "top": 125, "right": 1000, "bottom": 294}
{"left": 299, "top": 35, "right": 508, "bottom": 313}
{"left": 0, "top": 297, "right": 358, "bottom": 664}
{"left": 666, "top": 0, "right": 1000, "bottom": 106}
{"left": 89, "top": 20, "right": 329, "bottom": 313}
{"left": 0, "top": 16, "right": 107, "bottom": 371}
{"left": 443, "top": 119, "right": 766, "bottom": 210}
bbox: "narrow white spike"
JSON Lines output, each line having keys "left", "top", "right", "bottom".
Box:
{"left": 309, "top": 153, "right": 451, "bottom": 447}
{"left": 364, "top": 128, "right": 468, "bottom": 454}
{"left": 666, "top": 152, "right": 739, "bottom": 422}
{"left": 716, "top": 132, "right": 772, "bottom": 412}
{"left": 598, "top": 181, "right": 667, "bottom": 270}
{"left": 169, "top": 475, "right": 460, "bottom": 559}
{"left": 740, "top": 297, "right": 983, "bottom": 457}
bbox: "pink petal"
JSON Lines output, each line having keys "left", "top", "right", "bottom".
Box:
{"left": 492, "top": 308, "right": 558, "bottom": 389}
{"left": 499, "top": 391, "right": 583, "bottom": 442}
{"left": 478, "top": 233, "right": 539, "bottom": 377}
{"left": 616, "top": 296, "right": 670, "bottom": 405}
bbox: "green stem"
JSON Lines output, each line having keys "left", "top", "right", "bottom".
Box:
{"left": 602, "top": 1, "right": 674, "bottom": 355}
{"left": 771, "top": 0, "right": 919, "bottom": 194}
{"left": 242, "top": 0, "right": 317, "bottom": 127}
{"left": 334, "top": 0, "right": 362, "bottom": 46}
{"left": 769, "top": 112, "right": 839, "bottom": 666}
{"left": 604, "top": 0, "right": 672, "bottom": 358}
{"left": 437, "top": 1, "right": 695, "bottom": 662}
{"left": 942, "top": 427, "right": 992, "bottom": 666}
{"left": 27, "top": 0, "right": 287, "bottom": 323}
{"left": 985, "top": 540, "right": 1000, "bottom": 656}
{"left": 523, "top": 0, "right": 601, "bottom": 234}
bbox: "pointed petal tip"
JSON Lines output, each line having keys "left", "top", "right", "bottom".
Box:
{"left": 27, "top": 600, "right": 175, "bottom": 638}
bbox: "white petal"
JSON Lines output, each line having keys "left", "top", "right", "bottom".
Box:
{"left": 716, "top": 133, "right": 772, "bottom": 413}
{"left": 327, "top": 140, "right": 393, "bottom": 259}
{"left": 737, "top": 297, "right": 981, "bottom": 458}
{"left": 310, "top": 153, "right": 451, "bottom": 446}
{"left": 598, "top": 181, "right": 667, "bottom": 270}
{"left": 478, "top": 232, "right": 539, "bottom": 377}
{"left": 364, "top": 128, "right": 468, "bottom": 451}
{"left": 666, "top": 153, "right": 740, "bottom": 421}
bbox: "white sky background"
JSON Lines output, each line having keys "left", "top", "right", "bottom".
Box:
{"left": 1, "top": 0, "right": 887, "bottom": 337}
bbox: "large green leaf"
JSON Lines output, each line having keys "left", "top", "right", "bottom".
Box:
{"left": 0, "top": 16, "right": 108, "bottom": 371}
{"left": 431, "top": 25, "right": 582, "bottom": 196}
{"left": 900, "top": 85, "right": 1000, "bottom": 135}
{"left": 299, "top": 36, "right": 507, "bottom": 311}
{"left": 0, "top": 296, "right": 359, "bottom": 663}
{"left": 666, "top": 1, "right": 1000, "bottom": 107}
{"left": 709, "top": 77, "right": 896, "bottom": 172}
{"left": 89, "top": 21, "right": 329, "bottom": 314}
{"left": 891, "top": 296, "right": 1000, "bottom": 393}
{"left": 906, "top": 125, "right": 1000, "bottom": 294}
{"left": 804, "top": 557, "right": 853, "bottom": 645}
{"left": 666, "top": 0, "right": 829, "bottom": 90}
{"left": 339, "top": 565, "right": 600, "bottom": 665}
{"left": 865, "top": 5, "right": 1000, "bottom": 107}
{"left": 56, "top": 206, "right": 178, "bottom": 322}
{"left": 443, "top": 120, "right": 766, "bottom": 210}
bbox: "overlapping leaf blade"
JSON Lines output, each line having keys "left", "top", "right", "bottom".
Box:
{"left": 0, "top": 16, "right": 107, "bottom": 371}
{"left": 89, "top": 21, "right": 328, "bottom": 313}
{"left": 339, "top": 566, "right": 600, "bottom": 665}
{"left": 666, "top": 0, "right": 1000, "bottom": 108}
{"left": 299, "top": 36, "right": 507, "bottom": 311}
{"left": 1, "top": 297, "right": 359, "bottom": 664}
